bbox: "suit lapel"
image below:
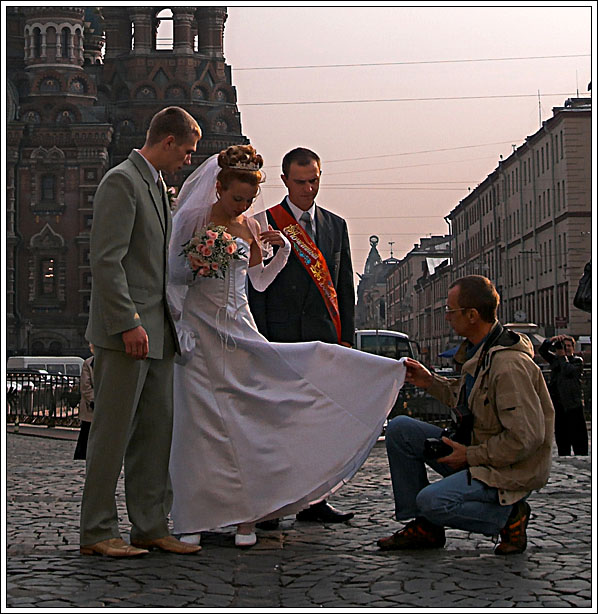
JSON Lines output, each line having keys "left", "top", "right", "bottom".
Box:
{"left": 128, "top": 151, "right": 167, "bottom": 234}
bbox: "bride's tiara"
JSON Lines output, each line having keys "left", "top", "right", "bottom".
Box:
{"left": 228, "top": 160, "right": 261, "bottom": 171}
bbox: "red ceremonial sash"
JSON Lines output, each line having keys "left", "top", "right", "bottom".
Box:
{"left": 269, "top": 204, "right": 342, "bottom": 343}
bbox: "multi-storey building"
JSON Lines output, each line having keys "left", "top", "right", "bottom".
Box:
{"left": 6, "top": 6, "right": 248, "bottom": 356}
{"left": 413, "top": 257, "right": 454, "bottom": 365}
{"left": 385, "top": 236, "right": 451, "bottom": 339}
{"left": 373, "top": 96, "right": 591, "bottom": 364}
{"left": 447, "top": 97, "right": 591, "bottom": 338}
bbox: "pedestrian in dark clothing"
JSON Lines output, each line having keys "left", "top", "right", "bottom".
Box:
{"left": 539, "top": 335, "right": 588, "bottom": 456}
{"left": 74, "top": 349, "right": 94, "bottom": 460}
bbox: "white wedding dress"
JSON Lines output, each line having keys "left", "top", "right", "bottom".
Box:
{"left": 168, "top": 237, "right": 406, "bottom": 534}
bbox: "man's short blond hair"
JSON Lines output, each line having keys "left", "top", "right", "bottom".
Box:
{"left": 146, "top": 106, "right": 201, "bottom": 146}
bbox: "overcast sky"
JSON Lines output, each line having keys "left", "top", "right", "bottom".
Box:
{"left": 222, "top": 3, "right": 594, "bottom": 278}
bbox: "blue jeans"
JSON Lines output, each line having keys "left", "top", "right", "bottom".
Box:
{"left": 385, "top": 416, "right": 513, "bottom": 536}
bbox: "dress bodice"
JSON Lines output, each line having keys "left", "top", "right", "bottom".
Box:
{"left": 185, "top": 237, "right": 251, "bottom": 314}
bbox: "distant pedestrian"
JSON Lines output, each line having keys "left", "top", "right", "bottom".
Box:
{"left": 539, "top": 335, "right": 588, "bottom": 456}
{"left": 73, "top": 346, "right": 94, "bottom": 461}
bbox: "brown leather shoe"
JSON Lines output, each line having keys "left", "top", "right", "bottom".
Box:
{"left": 131, "top": 535, "right": 201, "bottom": 554}
{"left": 80, "top": 537, "right": 149, "bottom": 557}
{"left": 377, "top": 517, "right": 446, "bottom": 550}
{"left": 495, "top": 500, "right": 531, "bottom": 555}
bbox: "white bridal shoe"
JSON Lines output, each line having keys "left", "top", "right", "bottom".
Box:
{"left": 179, "top": 533, "right": 201, "bottom": 546}
{"left": 235, "top": 531, "right": 257, "bottom": 548}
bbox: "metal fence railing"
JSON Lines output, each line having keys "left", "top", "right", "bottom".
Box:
{"left": 6, "top": 366, "right": 591, "bottom": 429}
{"left": 6, "top": 372, "right": 81, "bottom": 427}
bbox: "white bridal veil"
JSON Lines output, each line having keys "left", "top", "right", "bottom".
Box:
{"left": 167, "top": 153, "right": 273, "bottom": 320}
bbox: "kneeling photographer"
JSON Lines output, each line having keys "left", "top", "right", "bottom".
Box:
{"left": 377, "top": 276, "right": 554, "bottom": 555}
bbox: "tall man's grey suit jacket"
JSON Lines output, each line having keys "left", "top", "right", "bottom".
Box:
{"left": 86, "top": 150, "right": 178, "bottom": 358}
{"left": 248, "top": 198, "right": 355, "bottom": 345}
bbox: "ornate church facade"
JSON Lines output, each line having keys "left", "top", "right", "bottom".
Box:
{"left": 6, "top": 6, "right": 248, "bottom": 356}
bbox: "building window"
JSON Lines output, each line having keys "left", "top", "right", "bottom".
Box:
{"left": 62, "top": 28, "right": 70, "bottom": 58}
{"left": 556, "top": 182, "right": 560, "bottom": 211}
{"left": 40, "top": 258, "right": 57, "bottom": 296}
{"left": 155, "top": 8, "right": 174, "bottom": 50}
{"left": 33, "top": 28, "right": 42, "bottom": 57}
{"left": 541, "top": 147, "right": 545, "bottom": 174}
{"left": 41, "top": 175, "right": 56, "bottom": 202}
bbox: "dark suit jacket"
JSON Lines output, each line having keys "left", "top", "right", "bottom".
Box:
{"left": 248, "top": 198, "right": 355, "bottom": 345}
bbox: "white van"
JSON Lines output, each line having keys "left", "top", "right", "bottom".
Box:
{"left": 7, "top": 356, "right": 85, "bottom": 376}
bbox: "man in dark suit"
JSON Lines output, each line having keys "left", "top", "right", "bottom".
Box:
{"left": 249, "top": 147, "right": 356, "bottom": 524}
{"left": 80, "top": 107, "right": 202, "bottom": 557}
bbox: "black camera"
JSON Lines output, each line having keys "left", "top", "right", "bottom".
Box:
{"left": 553, "top": 340, "right": 563, "bottom": 350}
{"left": 423, "top": 428, "right": 454, "bottom": 459}
{"left": 423, "top": 403, "right": 474, "bottom": 460}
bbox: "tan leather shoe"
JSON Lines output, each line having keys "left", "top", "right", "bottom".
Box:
{"left": 80, "top": 537, "right": 149, "bottom": 557}
{"left": 131, "top": 535, "right": 201, "bottom": 554}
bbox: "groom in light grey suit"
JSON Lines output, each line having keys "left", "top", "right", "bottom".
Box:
{"left": 80, "top": 107, "right": 201, "bottom": 557}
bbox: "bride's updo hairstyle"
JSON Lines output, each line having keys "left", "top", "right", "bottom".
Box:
{"left": 217, "top": 145, "right": 264, "bottom": 190}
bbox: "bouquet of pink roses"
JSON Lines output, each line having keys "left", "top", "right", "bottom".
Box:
{"left": 180, "top": 223, "right": 244, "bottom": 280}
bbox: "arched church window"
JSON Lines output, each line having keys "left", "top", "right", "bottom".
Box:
{"left": 62, "top": 27, "right": 70, "bottom": 58}
{"left": 33, "top": 28, "right": 42, "bottom": 57}
{"left": 155, "top": 8, "right": 173, "bottom": 50}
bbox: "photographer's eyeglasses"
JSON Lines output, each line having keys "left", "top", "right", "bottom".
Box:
{"left": 444, "top": 306, "right": 466, "bottom": 314}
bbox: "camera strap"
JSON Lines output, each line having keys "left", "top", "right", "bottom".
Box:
{"left": 473, "top": 321, "right": 504, "bottom": 381}
{"left": 457, "top": 321, "right": 505, "bottom": 409}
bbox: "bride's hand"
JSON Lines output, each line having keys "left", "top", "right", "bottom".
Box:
{"left": 259, "top": 225, "right": 286, "bottom": 247}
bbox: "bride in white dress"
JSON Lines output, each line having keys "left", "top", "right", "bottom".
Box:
{"left": 167, "top": 145, "right": 406, "bottom": 547}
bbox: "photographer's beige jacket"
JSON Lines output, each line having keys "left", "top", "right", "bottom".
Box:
{"left": 428, "top": 324, "right": 555, "bottom": 505}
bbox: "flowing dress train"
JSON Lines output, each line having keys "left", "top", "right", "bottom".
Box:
{"left": 169, "top": 238, "right": 406, "bottom": 533}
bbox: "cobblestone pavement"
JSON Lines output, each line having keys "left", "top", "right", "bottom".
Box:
{"left": 4, "top": 428, "right": 594, "bottom": 609}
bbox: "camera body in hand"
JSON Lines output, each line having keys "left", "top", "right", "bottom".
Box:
{"left": 423, "top": 403, "right": 474, "bottom": 460}
{"left": 423, "top": 428, "right": 454, "bottom": 459}
{"left": 552, "top": 340, "right": 563, "bottom": 350}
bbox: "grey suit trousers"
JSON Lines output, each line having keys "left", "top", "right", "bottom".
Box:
{"left": 80, "top": 324, "right": 176, "bottom": 546}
